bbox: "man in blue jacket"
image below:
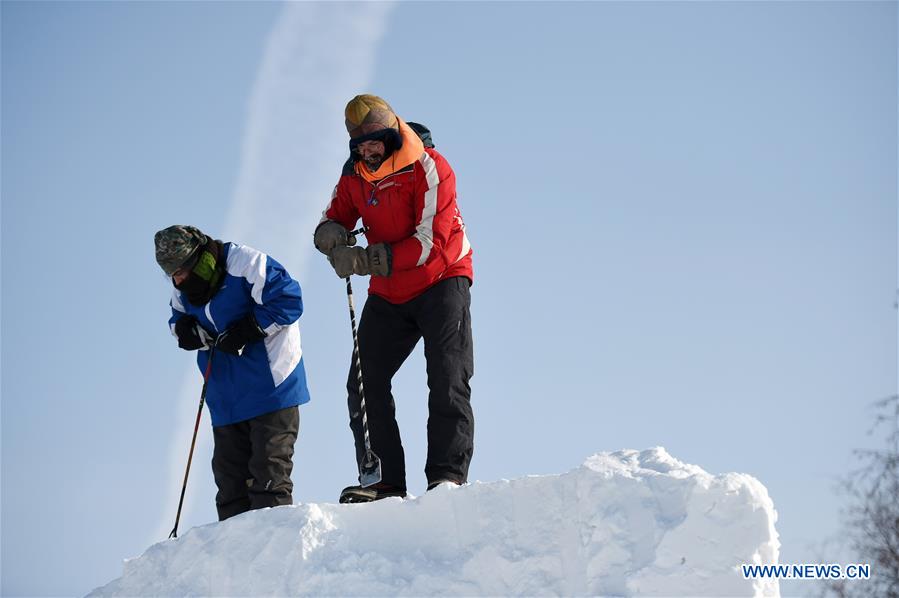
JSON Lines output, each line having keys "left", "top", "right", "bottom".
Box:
{"left": 155, "top": 225, "right": 311, "bottom": 521}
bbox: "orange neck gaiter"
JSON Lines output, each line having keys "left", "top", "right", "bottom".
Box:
{"left": 355, "top": 118, "right": 425, "bottom": 183}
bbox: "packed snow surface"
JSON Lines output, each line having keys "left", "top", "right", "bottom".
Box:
{"left": 92, "top": 448, "right": 780, "bottom": 596}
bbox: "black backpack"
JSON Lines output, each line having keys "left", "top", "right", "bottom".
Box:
{"left": 406, "top": 122, "right": 434, "bottom": 149}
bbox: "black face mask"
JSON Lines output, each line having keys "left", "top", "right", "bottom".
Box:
{"left": 175, "top": 271, "right": 215, "bottom": 306}
{"left": 174, "top": 241, "right": 225, "bottom": 306}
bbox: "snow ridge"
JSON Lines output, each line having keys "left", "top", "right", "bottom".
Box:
{"left": 94, "top": 448, "right": 780, "bottom": 597}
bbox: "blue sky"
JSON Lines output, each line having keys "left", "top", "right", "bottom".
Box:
{"left": 2, "top": 2, "right": 896, "bottom": 596}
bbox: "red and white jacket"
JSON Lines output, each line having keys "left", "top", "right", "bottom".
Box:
{"left": 320, "top": 119, "right": 473, "bottom": 304}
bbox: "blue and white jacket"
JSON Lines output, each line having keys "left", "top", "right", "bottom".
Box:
{"left": 168, "top": 242, "right": 311, "bottom": 426}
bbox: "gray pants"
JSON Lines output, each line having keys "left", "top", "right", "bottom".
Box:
{"left": 211, "top": 406, "right": 299, "bottom": 521}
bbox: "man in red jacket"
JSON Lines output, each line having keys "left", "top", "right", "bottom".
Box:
{"left": 314, "top": 94, "right": 474, "bottom": 503}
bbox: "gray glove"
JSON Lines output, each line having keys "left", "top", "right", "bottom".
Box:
{"left": 328, "top": 243, "right": 392, "bottom": 278}
{"left": 366, "top": 242, "right": 391, "bottom": 277}
{"left": 328, "top": 245, "right": 368, "bottom": 278}
{"left": 314, "top": 220, "right": 356, "bottom": 255}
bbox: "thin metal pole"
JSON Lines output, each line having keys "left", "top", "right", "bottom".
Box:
{"left": 169, "top": 346, "right": 216, "bottom": 539}
{"left": 346, "top": 276, "right": 381, "bottom": 487}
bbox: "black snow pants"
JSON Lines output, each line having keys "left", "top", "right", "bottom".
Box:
{"left": 347, "top": 276, "right": 474, "bottom": 490}
{"left": 211, "top": 405, "right": 299, "bottom": 521}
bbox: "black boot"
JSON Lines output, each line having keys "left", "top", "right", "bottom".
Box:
{"left": 339, "top": 482, "right": 407, "bottom": 504}
{"left": 426, "top": 477, "right": 462, "bottom": 492}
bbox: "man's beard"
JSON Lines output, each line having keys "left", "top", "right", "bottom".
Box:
{"left": 363, "top": 154, "right": 384, "bottom": 172}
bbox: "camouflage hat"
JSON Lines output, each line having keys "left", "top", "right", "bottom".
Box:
{"left": 154, "top": 225, "right": 207, "bottom": 276}
{"left": 345, "top": 94, "right": 399, "bottom": 139}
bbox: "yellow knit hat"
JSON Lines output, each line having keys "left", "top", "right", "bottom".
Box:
{"left": 345, "top": 94, "right": 399, "bottom": 139}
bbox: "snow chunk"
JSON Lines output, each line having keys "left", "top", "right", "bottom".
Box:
{"left": 92, "top": 448, "right": 779, "bottom": 597}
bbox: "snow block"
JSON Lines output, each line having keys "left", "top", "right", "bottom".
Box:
{"left": 91, "top": 448, "right": 780, "bottom": 597}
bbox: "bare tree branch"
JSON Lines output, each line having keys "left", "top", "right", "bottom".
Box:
{"left": 823, "top": 395, "right": 899, "bottom": 597}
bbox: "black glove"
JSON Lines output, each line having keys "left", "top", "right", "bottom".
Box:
{"left": 174, "top": 316, "right": 213, "bottom": 351}
{"left": 314, "top": 220, "right": 356, "bottom": 255}
{"left": 328, "top": 243, "right": 391, "bottom": 278}
{"left": 216, "top": 314, "right": 267, "bottom": 356}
